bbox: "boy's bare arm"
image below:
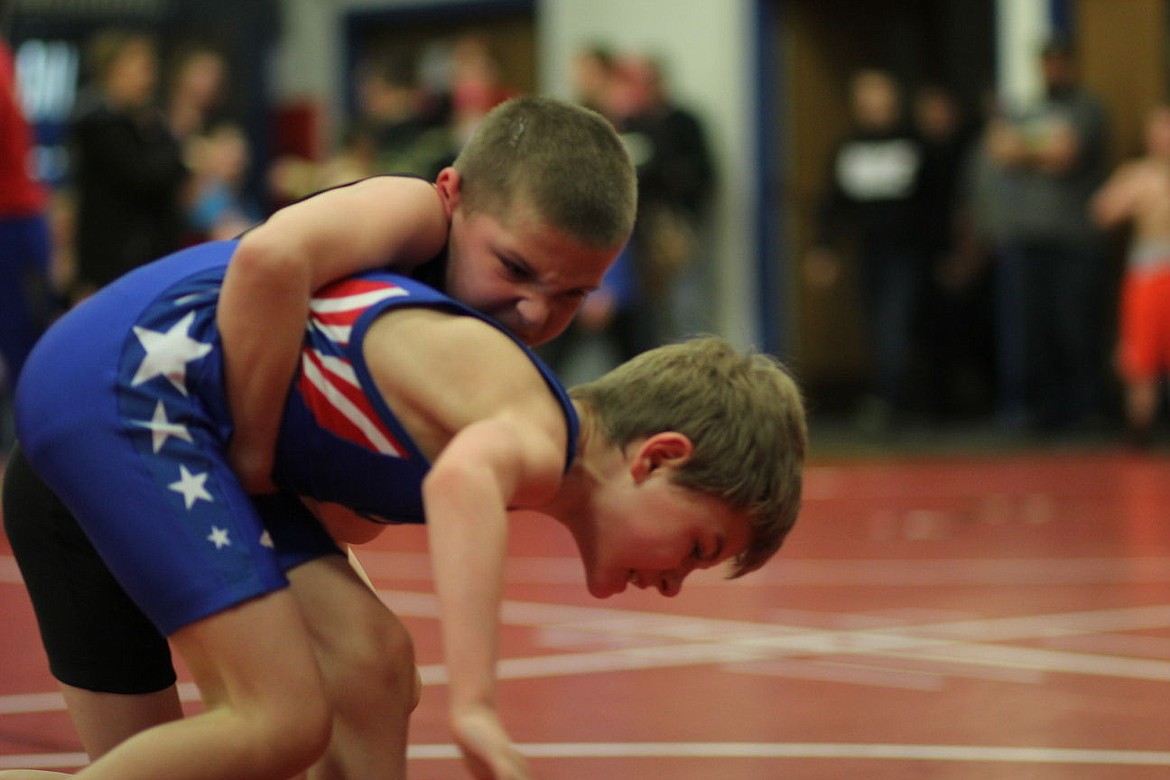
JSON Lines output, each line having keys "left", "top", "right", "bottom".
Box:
{"left": 423, "top": 415, "right": 560, "bottom": 780}
{"left": 1091, "top": 162, "right": 1141, "bottom": 229}
{"left": 218, "top": 177, "right": 450, "bottom": 492}
{"left": 395, "top": 321, "right": 564, "bottom": 779}
{"left": 252, "top": 176, "right": 451, "bottom": 284}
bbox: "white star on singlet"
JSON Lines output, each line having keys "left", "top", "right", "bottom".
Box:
{"left": 259, "top": 530, "right": 274, "bottom": 548}
{"left": 133, "top": 401, "right": 195, "bottom": 453}
{"left": 169, "top": 465, "right": 213, "bottom": 510}
{"left": 207, "top": 526, "right": 231, "bottom": 549}
{"left": 131, "top": 311, "right": 213, "bottom": 396}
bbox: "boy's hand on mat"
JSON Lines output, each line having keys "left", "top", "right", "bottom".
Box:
{"left": 452, "top": 705, "right": 531, "bottom": 780}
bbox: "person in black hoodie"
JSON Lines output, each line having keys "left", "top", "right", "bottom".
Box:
{"left": 805, "top": 68, "right": 927, "bottom": 433}
{"left": 67, "top": 29, "right": 189, "bottom": 302}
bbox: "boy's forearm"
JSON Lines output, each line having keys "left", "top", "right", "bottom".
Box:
{"left": 218, "top": 236, "right": 313, "bottom": 492}
{"left": 216, "top": 179, "right": 448, "bottom": 491}
{"left": 423, "top": 461, "right": 511, "bottom": 714}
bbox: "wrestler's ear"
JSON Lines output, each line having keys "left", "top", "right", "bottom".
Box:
{"left": 629, "top": 432, "right": 693, "bottom": 484}
{"left": 434, "top": 167, "right": 462, "bottom": 219}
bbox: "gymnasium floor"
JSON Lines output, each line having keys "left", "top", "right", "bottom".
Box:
{"left": 2, "top": 425, "right": 1169, "bottom": 779}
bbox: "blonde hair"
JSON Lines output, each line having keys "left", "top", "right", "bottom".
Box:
{"left": 453, "top": 95, "right": 636, "bottom": 249}
{"left": 570, "top": 337, "right": 807, "bottom": 576}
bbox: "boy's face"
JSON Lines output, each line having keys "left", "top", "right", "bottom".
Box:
{"left": 437, "top": 169, "right": 618, "bottom": 346}
{"left": 569, "top": 434, "right": 754, "bottom": 599}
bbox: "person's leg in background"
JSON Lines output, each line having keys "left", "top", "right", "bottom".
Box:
{"left": 0, "top": 213, "right": 52, "bottom": 455}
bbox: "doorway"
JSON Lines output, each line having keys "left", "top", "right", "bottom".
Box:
{"left": 769, "top": 0, "right": 996, "bottom": 411}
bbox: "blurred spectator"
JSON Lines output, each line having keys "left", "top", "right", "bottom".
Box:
{"left": 541, "top": 44, "right": 653, "bottom": 380}
{"left": 1091, "top": 104, "right": 1170, "bottom": 445}
{"left": 805, "top": 68, "right": 927, "bottom": 434}
{"left": 547, "top": 46, "right": 716, "bottom": 378}
{"left": 952, "top": 90, "right": 1029, "bottom": 429}
{"left": 164, "top": 42, "right": 236, "bottom": 242}
{"left": 986, "top": 37, "right": 1110, "bottom": 432}
{"left": 67, "top": 28, "right": 188, "bottom": 301}
{"left": 912, "top": 83, "right": 994, "bottom": 419}
{"left": 0, "top": 19, "right": 52, "bottom": 454}
{"left": 353, "top": 49, "right": 454, "bottom": 179}
{"left": 268, "top": 48, "right": 457, "bottom": 205}
{"left": 447, "top": 34, "right": 517, "bottom": 148}
{"left": 313, "top": 124, "right": 379, "bottom": 190}
{"left": 617, "top": 54, "right": 716, "bottom": 346}
{"left": 166, "top": 42, "right": 228, "bottom": 144}
{"left": 571, "top": 43, "right": 617, "bottom": 117}
{"left": 915, "top": 85, "right": 974, "bottom": 273}
{"left": 185, "top": 120, "right": 261, "bottom": 241}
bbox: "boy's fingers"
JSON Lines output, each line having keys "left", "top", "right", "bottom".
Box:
{"left": 452, "top": 709, "right": 531, "bottom": 780}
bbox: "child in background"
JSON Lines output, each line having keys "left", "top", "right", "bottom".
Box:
{"left": 184, "top": 121, "right": 262, "bottom": 241}
{"left": 1092, "top": 104, "right": 1170, "bottom": 446}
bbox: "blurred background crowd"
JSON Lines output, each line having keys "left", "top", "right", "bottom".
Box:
{"left": 3, "top": 0, "right": 1170, "bottom": 456}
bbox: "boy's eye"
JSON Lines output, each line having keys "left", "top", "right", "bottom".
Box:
{"left": 692, "top": 542, "right": 705, "bottom": 562}
{"left": 500, "top": 258, "right": 530, "bottom": 279}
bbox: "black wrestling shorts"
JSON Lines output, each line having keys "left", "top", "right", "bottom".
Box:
{"left": 3, "top": 445, "right": 177, "bottom": 694}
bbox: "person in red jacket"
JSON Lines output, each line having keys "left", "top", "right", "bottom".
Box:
{"left": 0, "top": 23, "right": 52, "bottom": 455}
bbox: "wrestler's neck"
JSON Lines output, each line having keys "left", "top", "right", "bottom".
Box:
{"left": 543, "top": 404, "right": 617, "bottom": 521}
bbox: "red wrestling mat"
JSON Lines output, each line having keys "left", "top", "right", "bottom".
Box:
{"left": 4, "top": 448, "right": 1170, "bottom": 779}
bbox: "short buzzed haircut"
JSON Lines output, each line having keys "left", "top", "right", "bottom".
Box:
{"left": 453, "top": 95, "right": 637, "bottom": 249}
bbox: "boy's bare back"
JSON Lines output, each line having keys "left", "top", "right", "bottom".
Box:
{"left": 1094, "top": 106, "right": 1170, "bottom": 242}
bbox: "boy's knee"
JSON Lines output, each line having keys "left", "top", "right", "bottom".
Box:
{"left": 226, "top": 676, "right": 333, "bottom": 775}
{"left": 363, "top": 612, "right": 415, "bottom": 684}
{"left": 277, "top": 696, "right": 334, "bottom": 766}
{"left": 328, "top": 609, "right": 418, "bottom": 712}
{"left": 369, "top": 619, "right": 418, "bottom": 711}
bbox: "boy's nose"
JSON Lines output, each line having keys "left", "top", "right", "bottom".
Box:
{"left": 656, "top": 571, "right": 685, "bottom": 597}
{"left": 515, "top": 296, "right": 551, "bottom": 331}
{"left": 514, "top": 295, "right": 562, "bottom": 344}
